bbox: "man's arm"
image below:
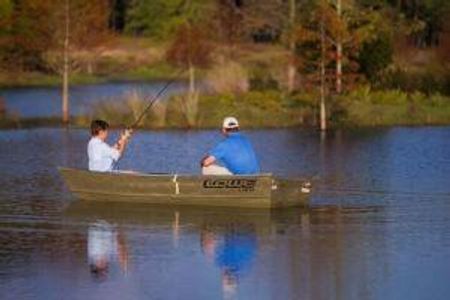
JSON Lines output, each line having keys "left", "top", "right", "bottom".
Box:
{"left": 201, "top": 141, "right": 226, "bottom": 168}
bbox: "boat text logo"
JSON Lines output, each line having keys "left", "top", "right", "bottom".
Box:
{"left": 203, "top": 179, "right": 257, "bottom": 192}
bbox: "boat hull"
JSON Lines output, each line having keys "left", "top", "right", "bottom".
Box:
{"left": 59, "top": 167, "right": 310, "bottom": 208}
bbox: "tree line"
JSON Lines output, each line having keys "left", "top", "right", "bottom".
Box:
{"left": 0, "top": 0, "right": 448, "bottom": 127}
{"left": 1, "top": 0, "right": 448, "bottom": 71}
{"left": 0, "top": 0, "right": 450, "bottom": 79}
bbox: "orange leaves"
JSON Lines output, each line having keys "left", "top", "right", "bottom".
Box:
{"left": 71, "top": 0, "right": 111, "bottom": 49}
{"left": 50, "top": 0, "right": 112, "bottom": 51}
{"left": 296, "top": 26, "right": 319, "bottom": 43}
{"left": 166, "top": 22, "right": 214, "bottom": 68}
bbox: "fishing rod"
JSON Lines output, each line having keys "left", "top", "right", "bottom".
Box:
{"left": 130, "top": 68, "right": 186, "bottom": 130}
{"left": 112, "top": 69, "right": 186, "bottom": 170}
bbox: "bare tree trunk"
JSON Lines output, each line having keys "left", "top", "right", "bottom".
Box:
{"left": 189, "top": 61, "right": 195, "bottom": 98}
{"left": 335, "top": 0, "right": 342, "bottom": 94}
{"left": 287, "top": 0, "right": 296, "bottom": 93}
{"left": 87, "top": 59, "right": 93, "bottom": 75}
{"left": 62, "top": 0, "right": 70, "bottom": 124}
{"left": 320, "top": 19, "right": 327, "bottom": 131}
{"left": 186, "top": 60, "right": 198, "bottom": 127}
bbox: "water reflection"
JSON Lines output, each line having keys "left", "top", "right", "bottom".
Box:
{"left": 87, "top": 221, "right": 128, "bottom": 279}
{"left": 70, "top": 202, "right": 262, "bottom": 292}
{"left": 200, "top": 221, "right": 257, "bottom": 299}
{"left": 2, "top": 195, "right": 449, "bottom": 299}
{"left": 64, "top": 201, "right": 388, "bottom": 299}
{"left": 2, "top": 127, "right": 450, "bottom": 299}
{"left": 0, "top": 81, "right": 189, "bottom": 118}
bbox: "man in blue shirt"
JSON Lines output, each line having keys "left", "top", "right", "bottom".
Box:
{"left": 201, "top": 117, "right": 260, "bottom": 175}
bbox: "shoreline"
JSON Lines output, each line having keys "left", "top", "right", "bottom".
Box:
{"left": 0, "top": 68, "right": 185, "bottom": 89}
{"left": 1, "top": 116, "right": 450, "bottom": 131}
{"left": 2, "top": 88, "right": 450, "bottom": 130}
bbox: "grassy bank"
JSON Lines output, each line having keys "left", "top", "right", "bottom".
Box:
{"left": 0, "top": 37, "right": 184, "bottom": 88}
{"left": 0, "top": 64, "right": 181, "bottom": 88}
{"left": 337, "top": 87, "right": 450, "bottom": 127}
{"left": 87, "top": 90, "right": 315, "bottom": 129}
{"left": 1, "top": 88, "right": 450, "bottom": 130}
{"left": 77, "top": 88, "right": 450, "bottom": 129}
{"left": 0, "top": 72, "right": 106, "bottom": 88}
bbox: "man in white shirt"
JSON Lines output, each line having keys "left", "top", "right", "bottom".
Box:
{"left": 88, "top": 120, "right": 131, "bottom": 172}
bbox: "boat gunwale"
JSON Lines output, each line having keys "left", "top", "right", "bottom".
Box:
{"left": 58, "top": 167, "right": 274, "bottom": 178}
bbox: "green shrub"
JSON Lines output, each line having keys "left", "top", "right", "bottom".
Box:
{"left": 248, "top": 66, "right": 280, "bottom": 91}
{"left": 359, "top": 33, "right": 393, "bottom": 80}
{"left": 241, "top": 90, "right": 282, "bottom": 111}
{"left": 343, "top": 88, "right": 450, "bottom": 126}
{"left": 345, "top": 86, "right": 409, "bottom": 105}
{"left": 378, "top": 68, "right": 449, "bottom": 96}
{"left": 85, "top": 88, "right": 450, "bottom": 129}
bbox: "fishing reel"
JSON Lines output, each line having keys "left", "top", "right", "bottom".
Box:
{"left": 116, "top": 125, "right": 133, "bottom": 145}
{"left": 122, "top": 127, "right": 133, "bottom": 139}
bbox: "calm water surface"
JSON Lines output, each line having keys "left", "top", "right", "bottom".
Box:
{"left": 0, "top": 81, "right": 188, "bottom": 117}
{"left": 0, "top": 127, "right": 450, "bottom": 300}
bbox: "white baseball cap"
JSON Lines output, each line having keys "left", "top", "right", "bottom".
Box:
{"left": 222, "top": 116, "right": 239, "bottom": 129}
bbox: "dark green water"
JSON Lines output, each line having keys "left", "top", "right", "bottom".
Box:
{"left": 0, "top": 127, "right": 449, "bottom": 300}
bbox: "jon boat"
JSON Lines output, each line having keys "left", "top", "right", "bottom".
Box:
{"left": 59, "top": 167, "right": 311, "bottom": 208}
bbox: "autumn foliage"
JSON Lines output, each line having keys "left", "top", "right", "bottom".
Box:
{"left": 166, "top": 23, "right": 214, "bottom": 69}
{"left": 0, "top": 0, "right": 111, "bottom": 71}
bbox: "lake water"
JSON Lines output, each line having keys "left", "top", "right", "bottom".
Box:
{"left": 0, "top": 127, "right": 450, "bottom": 300}
{"left": 0, "top": 81, "right": 188, "bottom": 118}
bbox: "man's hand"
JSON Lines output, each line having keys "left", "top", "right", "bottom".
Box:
{"left": 201, "top": 155, "right": 216, "bottom": 168}
{"left": 115, "top": 128, "right": 133, "bottom": 154}
{"left": 200, "top": 155, "right": 208, "bottom": 167}
{"left": 120, "top": 128, "right": 133, "bottom": 143}
{"left": 123, "top": 128, "right": 133, "bottom": 140}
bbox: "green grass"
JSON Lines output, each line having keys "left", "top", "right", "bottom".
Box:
{"left": 0, "top": 72, "right": 107, "bottom": 88}
{"left": 0, "top": 63, "right": 185, "bottom": 88}
{"left": 108, "top": 63, "right": 182, "bottom": 81}
{"left": 88, "top": 90, "right": 316, "bottom": 129}
{"left": 337, "top": 87, "right": 450, "bottom": 127}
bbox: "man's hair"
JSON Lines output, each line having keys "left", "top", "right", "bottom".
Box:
{"left": 225, "top": 127, "right": 239, "bottom": 133}
{"left": 91, "top": 119, "right": 109, "bottom": 136}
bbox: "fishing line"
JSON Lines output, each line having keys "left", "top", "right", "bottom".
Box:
{"left": 112, "top": 69, "right": 186, "bottom": 170}
{"left": 129, "top": 69, "right": 186, "bottom": 130}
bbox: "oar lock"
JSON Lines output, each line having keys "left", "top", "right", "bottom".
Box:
{"left": 271, "top": 180, "right": 278, "bottom": 191}
{"left": 271, "top": 180, "right": 311, "bottom": 193}
{"left": 301, "top": 182, "right": 312, "bottom": 194}
{"left": 172, "top": 174, "right": 180, "bottom": 195}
